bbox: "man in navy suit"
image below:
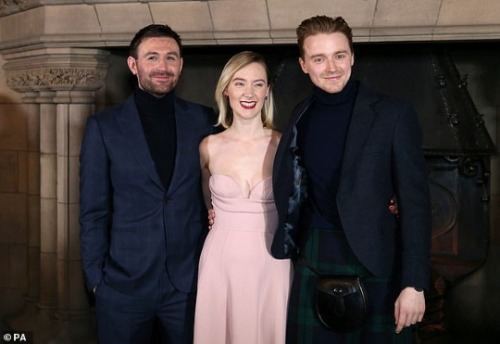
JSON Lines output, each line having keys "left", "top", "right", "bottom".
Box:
{"left": 271, "top": 16, "right": 432, "bottom": 343}
{"left": 79, "top": 24, "right": 216, "bottom": 343}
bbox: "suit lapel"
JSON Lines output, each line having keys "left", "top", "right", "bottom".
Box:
{"left": 273, "top": 98, "right": 313, "bottom": 185}
{"left": 340, "top": 87, "right": 379, "bottom": 176}
{"left": 166, "top": 99, "right": 190, "bottom": 194}
{"left": 116, "top": 96, "right": 165, "bottom": 190}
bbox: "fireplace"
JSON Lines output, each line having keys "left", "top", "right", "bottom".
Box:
{"left": 174, "top": 42, "right": 497, "bottom": 340}
{"left": 176, "top": 45, "right": 496, "bottom": 284}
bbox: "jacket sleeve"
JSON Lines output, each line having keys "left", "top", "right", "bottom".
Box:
{"left": 393, "top": 102, "right": 432, "bottom": 291}
{"left": 79, "top": 116, "right": 112, "bottom": 291}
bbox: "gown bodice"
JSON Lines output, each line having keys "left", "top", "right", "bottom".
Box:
{"left": 209, "top": 173, "right": 278, "bottom": 233}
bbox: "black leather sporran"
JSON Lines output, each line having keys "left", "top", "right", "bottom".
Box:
{"left": 315, "top": 275, "right": 368, "bottom": 332}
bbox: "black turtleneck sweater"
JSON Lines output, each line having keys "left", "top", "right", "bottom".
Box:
{"left": 297, "top": 78, "right": 358, "bottom": 229}
{"left": 134, "top": 88, "right": 176, "bottom": 190}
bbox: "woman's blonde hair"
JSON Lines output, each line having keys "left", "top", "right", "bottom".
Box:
{"left": 215, "top": 51, "right": 275, "bottom": 129}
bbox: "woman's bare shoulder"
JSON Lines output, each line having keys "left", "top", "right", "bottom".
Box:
{"left": 200, "top": 132, "right": 231, "bottom": 165}
{"left": 201, "top": 130, "right": 227, "bottom": 147}
{"left": 269, "top": 129, "right": 282, "bottom": 146}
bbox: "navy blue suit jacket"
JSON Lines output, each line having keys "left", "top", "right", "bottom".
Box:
{"left": 79, "top": 95, "right": 216, "bottom": 295}
{"left": 272, "top": 84, "right": 432, "bottom": 290}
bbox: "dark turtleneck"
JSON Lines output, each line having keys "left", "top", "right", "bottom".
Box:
{"left": 134, "top": 88, "right": 176, "bottom": 190}
{"left": 297, "top": 77, "right": 358, "bottom": 229}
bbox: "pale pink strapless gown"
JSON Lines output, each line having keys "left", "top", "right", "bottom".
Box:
{"left": 194, "top": 174, "right": 292, "bottom": 344}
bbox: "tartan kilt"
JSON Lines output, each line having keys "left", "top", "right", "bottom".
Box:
{"left": 286, "top": 228, "right": 414, "bottom": 344}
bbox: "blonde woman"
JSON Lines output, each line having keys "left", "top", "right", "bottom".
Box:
{"left": 194, "top": 51, "right": 291, "bottom": 344}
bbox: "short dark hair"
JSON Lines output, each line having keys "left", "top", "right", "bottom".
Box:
{"left": 129, "top": 24, "right": 182, "bottom": 58}
{"left": 296, "top": 15, "right": 353, "bottom": 57}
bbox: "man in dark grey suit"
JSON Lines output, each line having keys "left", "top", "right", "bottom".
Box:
{"left": 79, "top": 24, "right": 215, "bottom": 343}
{"left": 271, "top": 15, "right": 432, "bottom": 343}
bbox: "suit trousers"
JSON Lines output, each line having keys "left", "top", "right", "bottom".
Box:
{"left": 95, "top": 271, "right": 196, "bottom": 344}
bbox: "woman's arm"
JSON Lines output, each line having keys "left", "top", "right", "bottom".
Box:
{"left": 199, "top": 136, "right": 212, "bottom": 210}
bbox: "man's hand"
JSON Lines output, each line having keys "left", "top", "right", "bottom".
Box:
{"left": 208, "top": 208, "right": 215, "bottom": 230}
{"left": 394, "top": 287, "right": 425, "bottom": 333}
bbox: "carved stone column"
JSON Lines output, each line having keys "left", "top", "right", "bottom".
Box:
{"left": 3, "top": 91, "right": 41, "bottom": 333}
{"left": 37, "top": 95, "right": 59, "bottom": 343}
{"left": 2, "top": 48, "right": 109, "bottom": 344}
{"left": 50, "top": 90, "right": 102, "bottom": 344}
